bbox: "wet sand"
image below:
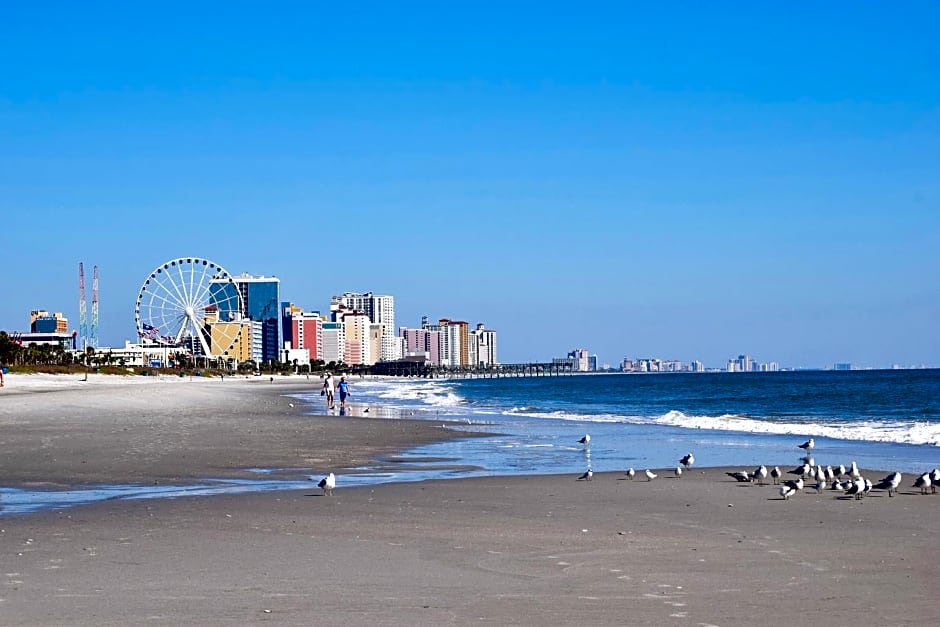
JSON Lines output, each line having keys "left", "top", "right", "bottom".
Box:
{"left": 1, "top": 376, "right": 938, "bottom": 625}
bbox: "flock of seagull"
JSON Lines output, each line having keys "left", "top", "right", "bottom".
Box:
{"left": 312, "top": 434, "right": 938, "bottom": 500}
{"left": 575, "top": 435, "right": 940, "bottom": 501}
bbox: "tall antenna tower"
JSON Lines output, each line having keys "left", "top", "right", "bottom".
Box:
{"left": 90, "top": 265, "right": 99, "bottom": 348}
{"left": 78, "top": 262, "right": 88, "bottom": 350}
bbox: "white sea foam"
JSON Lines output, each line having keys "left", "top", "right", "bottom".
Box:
{"left": 493, "top": 405, "right": 940, "bottom": 447}
{"left": 650, "top": 410, "right": 940, "bottom": 446}
{"left": 370, "top": 380, "right": 460, "bottom": 404}
{"left": 347, "top": 378, "right": 940, "bottom": 448}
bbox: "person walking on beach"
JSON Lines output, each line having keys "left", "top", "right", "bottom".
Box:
{"left": 322, "top": 372, "right": 335, "bottom": 410}
{"left": 338, "top": 375, "right": 351, "bottom": 411}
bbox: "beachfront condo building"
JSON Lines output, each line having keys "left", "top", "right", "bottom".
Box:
{"left": 233, "top": 274, "right": 281, "bottom": 364}
{"left": 432, "top": 319, "right": 469, "bottom": 367}
{"left": 320, "top": 321, "right": 345, "bottom": 364}
{"left": 401, "top": 320, "right": 497, "bottom": 368}
{"left": 281, "top": 303, "right": 324, "bottom": 363}
{"left": 468, "top": 323, "right": 498, "bottom": 368}
{"left": 203, "top": 308, "right": 263, "bottom": 364}
{"left": 400, "top": 326, "right": 441, "bottom": 364}
{"left": 341, "top": 311, "right": 371, "bottom": 365}
{"left": 330, "top": 292, "right": 399, "bottom": 361}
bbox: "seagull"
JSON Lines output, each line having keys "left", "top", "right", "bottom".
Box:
{"left": 578, "top": 434, "right": 591, "bottom": 445}
{"left": 779, "top": 484, "right": 799, "bottom": 500}
{"left": 849, "top": 461, "right": 861, "bottom": 480}
{"left": 770, "top": 466, "right": 782, "bottom": 485}
{"left": 913, "top": 472, "right": 932, "bottom": 495}
{"left": 363, "top": 407, "right": 369, "bottom": 413}
{"left": 679, "top": 452, "right": 695, "bottom": 469}
{"left": 815, "top": 465, "right": 827, "bottom": 483}
{"left": 813, "top": 480, "right": 827, "bottom": 494}
{"left": 802, "top": 456, "right": 816, "bottom": 467}
{"left": 781, "top": 477, "right": 804, "bottom": 494}
{"left": 316, "top": 472, "right": 336, "bottom": 496}
{"left": 873, "top": 472, "right": 902, "bottom": 497}
{"left": 727, "top": 471, "right": 751, "bottom": 483}
{"left": 674, "top": 466, "right": 683, "bottom": 478}
{"left": 825, "top": 465, "right": 835, "bottom": 481}
{"left": 798, "top": 438, "right": 815, "bottom": 452}
{"left": 577, "top": 468, "right": 594, "bottom": 481}
{"left": 863, "top": 477, "right": 873, "bottom": 498}
{"left": 288, "top": 403, "right": 294, "bottom": 408}
{"left": 625, "top": 467, "right": 636, "bottom": 480}
{"left": 645, "top": 469, "right": 658, "bottom": 481}
{"left": 837, "top": 464, "right": 847, "bottom": 479}
{"left": 788, "top": 463, "right": 811, "bottom": 478}
{"left": 830, "top": 479, "right": 847, "bottom": 493}
{"left": 845, "top": 478, "right": 865, "bottom": 499}
{"left": 753, "top": 465, "right": 768, "bottom": 485}
{"left": 929, "top": 468, "right": 940, "bottom": 494}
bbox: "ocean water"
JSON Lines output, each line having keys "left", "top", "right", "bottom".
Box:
{"left": 310, "top": 369, "right": 940, "bottom": 476}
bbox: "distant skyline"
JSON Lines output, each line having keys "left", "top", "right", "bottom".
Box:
{"left": 1, "top": 3, "right": 938, "bottom": 370}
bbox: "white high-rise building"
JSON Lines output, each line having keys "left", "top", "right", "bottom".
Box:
{"left": 568, "top": 348, "right": 591, "bottom": 372}
{"left": 331, "top": 292, "right": 397, "bottom": 361}
{"left": 469, "top": 323, "right": 498, "bottom": 367}
{"left": 320, "top": 322, "right": 345, "bottom": 364}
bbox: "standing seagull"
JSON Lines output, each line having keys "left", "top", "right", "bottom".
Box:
{"left": 912, "top": 472, "right": 932, "bottom": 495}
{"left": 727, "top": 470, "right": 752, "bottom": 483}
{"left": 645, "top": 469, "right": 658, "bottom": 481}
{"left": 798, "top": 438, "right": 815, "bottom": 453}
{"left": 316, "top": 472, "right": 336, "bottom": 496}
{"left": 577, "top": 468, "right": 594, "bottom": 481}
{"left": 674, "top": 466, "right": 683, "bottom": 478}
{"left": 788, "top": 463, "right": 812, "bottom": 478}
{"left": 873, "top": 472, "right": 902, "bottom": 497}
{"left": 770, "top": 466, "right": 782, "bottom": 485}
{"left": 578, "top": 434, "right": 591, "bottom": 446}
{"left": 753, "top": 465, "right": 768, "bottom": 485}
{"left": 679, "top": 452, "right": 695, "bottom": 470}
{"left": 929, "top": 468, "right": 940, "bottom": 494}
{"left": 845, "top": 478, "right": 865, "bottom": 499}
{"left": 625, "top": 467, "right": 636, "bottom": 480}
{"left": 815, "top": 465, "right": 827, "bottom": 484}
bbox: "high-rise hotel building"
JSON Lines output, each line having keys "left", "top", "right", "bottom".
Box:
{"left": 281, "top": 303, "right": 323, "bottom": 363}
{"left": 401, "top": 318, "right": 497, "bottom": 368}
{"left": 330, "top": 292, "right": 400, "bottom": 362}
{"left": 210, "top": 273, "right": 281, "bottom": 363}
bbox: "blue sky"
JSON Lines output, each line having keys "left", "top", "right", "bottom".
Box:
{"left": 1, "top": 2, "right": 938, "bottom": 369}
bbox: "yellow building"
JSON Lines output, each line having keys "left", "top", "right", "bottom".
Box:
{"left": 203, "top": 307, "right": 255, "bottom": 362}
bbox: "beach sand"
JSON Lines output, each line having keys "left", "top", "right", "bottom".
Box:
{"left": 1, "top": 375, "right": 938, "bottom": 625}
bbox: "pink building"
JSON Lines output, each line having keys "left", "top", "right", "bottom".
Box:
{"left": 400, "top": 327, "right": 441, "bottom": 365}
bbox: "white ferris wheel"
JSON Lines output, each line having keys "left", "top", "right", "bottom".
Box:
{"left": 135, "top": 257, "right": 244, "bottom": 359}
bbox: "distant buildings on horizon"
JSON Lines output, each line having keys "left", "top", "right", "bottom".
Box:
{"left": 282, "top": 294, "right": 499, "bottom": 369}
{"left": 0, "top": 270, "right": 926, "bottom": 372}
{"left": 552, "top": 350, "right": 782, "bottom": 373}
